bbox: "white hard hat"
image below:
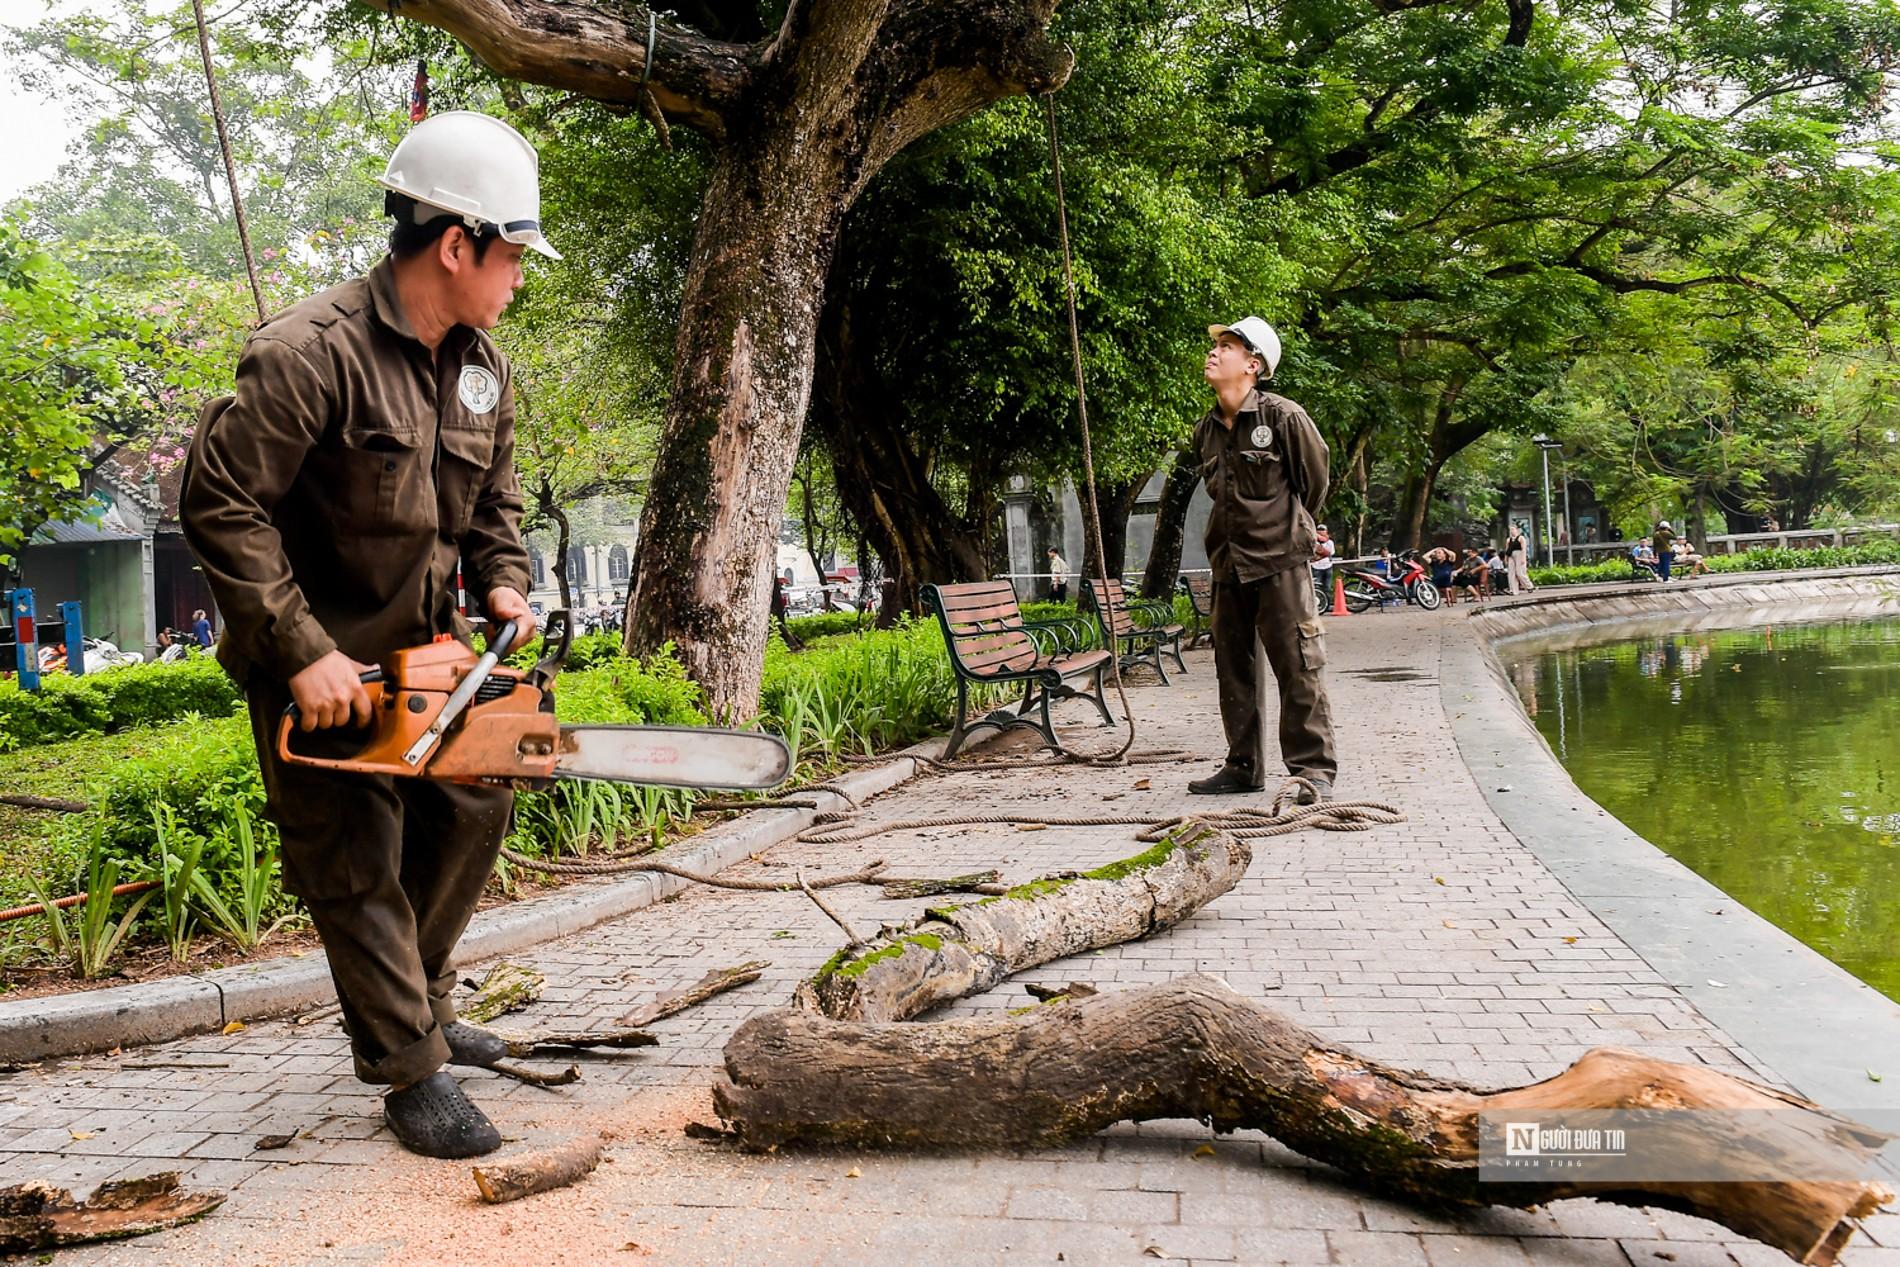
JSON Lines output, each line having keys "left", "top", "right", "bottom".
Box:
{"left": 378, "top": 111, "right": 560, "bottom": 260}
{"left": 1209, "top": 316, "right": 1282, "bottom": 379}
{"left": 1659, "top": 520, "right": 1671, "bottom": 529}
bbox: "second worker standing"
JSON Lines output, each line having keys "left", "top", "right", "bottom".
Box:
{"left": 1187, "top": 316, "right": 1339, "bottom": 801}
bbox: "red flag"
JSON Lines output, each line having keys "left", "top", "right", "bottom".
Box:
{"left": 409, "top": 60, "right": 429, "bottom": 123}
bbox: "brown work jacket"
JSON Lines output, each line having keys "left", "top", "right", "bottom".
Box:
{"left": 1194, "top": 388, "right": 1331, "bottom": 584}
{"left": 180, "top": 257, "right": 532, "bottom": 686}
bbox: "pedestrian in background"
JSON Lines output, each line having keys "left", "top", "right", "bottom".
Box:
{"left": 1046, "top": 546, "right": 1070, "bottom": 603}
{"left": 1652, "top": 519, "right": 1677, "bottom": 582}
{"left": 1504, "top": 525, "right": 1533, "bottom": 594}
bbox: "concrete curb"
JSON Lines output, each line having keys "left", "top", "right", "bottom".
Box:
{"left": 0, "top": 741, "right": 947, "bottom": 1065}
{"left": 1445, "top": 575, "right": 1900, "bottom": 1117}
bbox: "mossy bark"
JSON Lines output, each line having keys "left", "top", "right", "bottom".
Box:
{"left": 794, "top": 821, "right": 1250, "bottom": 1022}
{"left": 715, "top": 975, "right": 1893, "bottom": 1266}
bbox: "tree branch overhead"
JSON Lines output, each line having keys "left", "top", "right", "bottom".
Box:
{"left": 355, "top": 0, "right": 753, "bottom": 138}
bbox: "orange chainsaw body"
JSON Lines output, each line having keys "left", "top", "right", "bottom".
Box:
{"left": 276, "top": 638, "right": 560, "bottom": 786}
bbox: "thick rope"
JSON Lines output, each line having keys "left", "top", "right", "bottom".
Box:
{"left": 1044, "top": 94, "right": 1137, "bottom": 766}
{"left": 497, "top": 848, "right": 887, "bottom": 887}
{"left": 188, "top": 0, "right": 267, "bottom": 323}
{"left": 796, "top": 778, "right": 1403, "bottom": 845}
{"left": 842, "top": 747, "right": 1199, "bottom": 775}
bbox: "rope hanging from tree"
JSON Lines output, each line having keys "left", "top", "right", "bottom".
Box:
{"left": 187, "top": 0, "right": 267, "bottom": 324}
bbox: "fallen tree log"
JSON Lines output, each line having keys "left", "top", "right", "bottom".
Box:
{"left": 472, "top": 1134, "right": 604, "bottom": 1204}
{"left": 715, "top": 975, "right": 1892, "bottom": 1265}
{"left": 0, "top": 1173, "right": 224, "bottom": 1252}
{"left": 796, "top": 820, "right": 1248, "bottom": 1022}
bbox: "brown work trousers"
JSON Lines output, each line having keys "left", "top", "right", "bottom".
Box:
{"left": 246, "top": 682, "right": 513, "bottom": 1086}
{"left": 1210, "top": 566, "right": 1338, "bottom": 784}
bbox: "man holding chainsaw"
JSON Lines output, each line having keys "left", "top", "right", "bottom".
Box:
{"left": 1187, "top": 317, "right": 1338, "bottom": 801}
{"left": 181, "top": 112, "right": 550, "bottom": 1159}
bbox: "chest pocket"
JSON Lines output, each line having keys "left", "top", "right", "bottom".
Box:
{"left": 1235, "top": 446, "right": 1281, "bottom": 499}
{"left": 438, "top": 422, "right": 497, "bottom": 537}
{"left": 336, "top": 418, "right": 430, "bottom": 535}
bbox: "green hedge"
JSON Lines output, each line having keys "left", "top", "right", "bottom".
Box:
{"left": 1527, "top": 539, "right": 1900, "bottom": 588}
{"left": 0, "top": 655, "right": 241, "bottom": 748}
{"left": 783, "top": 610, "right": 872, "bottom": 641}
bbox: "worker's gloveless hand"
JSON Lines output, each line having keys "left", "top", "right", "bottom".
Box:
{"left": 486, "top": 586, "right": 537, "bottom": 649}
{"left": 289, "top": 649, "right": 378, "bottom": 731}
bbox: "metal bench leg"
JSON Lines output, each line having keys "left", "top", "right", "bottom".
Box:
{"left": 1017, "top": 678, "right": 1038, "bottom": 717}
{"left": 1167, "top": 634, "right": 1187, "bottom": 674}
{"left": 943, "top": 678, "right": 972, "bottom": 759}
{"left": 1035, "top": 679, "right": 1060, "bottom": 750}
{"left": 1146, "top": 638, "right": 1170, "bottom": 686}
{"left": 1089, "top": 663, "right": 1114, "bottom": 725}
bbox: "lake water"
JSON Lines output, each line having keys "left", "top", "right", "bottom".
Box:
{"left": 1508, "top": 617, "right": 1900, "bottom": 1003}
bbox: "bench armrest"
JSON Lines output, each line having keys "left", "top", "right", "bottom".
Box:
{"left": 1021, "top": 617, "right": 1092, "bottom": 654}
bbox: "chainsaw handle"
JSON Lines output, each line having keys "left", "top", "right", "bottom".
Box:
{"left": 278, "top": 667, "right": 386, "bottom": 725}
{"left": 486, "top": 618, "right": 522, "bottom": 660}
{"left": 275, "top": 671, "right": 388, "bottom": 771}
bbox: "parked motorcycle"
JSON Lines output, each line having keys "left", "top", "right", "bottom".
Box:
{"left": 1337, "top": 552, "right": 1442, "bottom": 613}
{"left": 82, "top": 638, "right": 144, "bottom": 673}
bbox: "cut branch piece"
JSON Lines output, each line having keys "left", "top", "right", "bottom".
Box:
{"left": 0, "top": 794, "right": 89, "bottom": 813}
{"left": 472, "top": 1134, "right": 605, "bottom": 1204}
{"left": 1023, "top": 981, "right": 1097, "bottom": 1002}
{"left": 716, "top": 976, "right": 1893, "bottom": 1266}
{"left": 0, "top": 1172, "right": 225, "bottom": 1253}
{"left": 491, "top": 1028, "right": 659, "bottom": 1058}
{"left": 462, "top": 962, "right": 545, "bottom": 1024}
{"left": 617, "top": 962, "right": 768, "bottom": 1028}
{"left": 487, "top": 1060, "right": 581, "bottom": 1089}
{"left": 878, "top": 871, "right": 1004, "bottom": 900}
{"left": 796, "top": 820, "right": 1249, "bottom": 1022}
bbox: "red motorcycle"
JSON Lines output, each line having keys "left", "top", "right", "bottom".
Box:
{"left": 1337, "top": 551, "right": 1442, "bottom": 613}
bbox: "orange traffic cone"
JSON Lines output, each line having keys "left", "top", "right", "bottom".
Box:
{"left": 1331, "top": 574, "right": 1349, "bottom": 617}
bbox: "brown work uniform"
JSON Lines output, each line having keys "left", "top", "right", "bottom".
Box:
{"left": 1194, "top": 388, "right": 1338, "bottom": 784}
{"left": 180, "top": 257, "right": 532, "bottom": 1086}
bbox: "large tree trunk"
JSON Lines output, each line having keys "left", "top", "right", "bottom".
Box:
{"left": 1080, "top": 475, "right": 1148, "bottom": 593}
{"left": 547, "top": 495, "right": 574, "bottom": 615}
{"left": 715, "top": 977, "right": 1893, "bottom": 1266}
{"left": 1389, "top": 380, "right": 1476, "bottom": 552}
{"left": 626, "top": 148, "right": 839, "bottom": 720}
{"left": 1393, "top": 460, "right": 1443, "bottom": 552}
{"left": 1138, "top": 449, "right": 1201, "bottom": 599}
{"left": 373, "top": 0, "right": 1073, "bottom": 721}
{"left": 812, "top": 286, "right": 990, "bottom": 618}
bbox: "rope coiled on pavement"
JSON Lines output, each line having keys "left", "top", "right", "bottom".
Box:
{"left": 795, "top": 777, "right": 1403, "bottom": 845}
{"left": 496, "top": 848, "right": 888, "bottom": 887}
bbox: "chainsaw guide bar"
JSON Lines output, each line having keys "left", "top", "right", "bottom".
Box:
{"left": 277, "top": 614, "right": 790, "bottom": 792}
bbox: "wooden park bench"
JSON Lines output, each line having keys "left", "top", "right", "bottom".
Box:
{"left": 1084, "top": 577, "right": 1188, "bottom": 684}
{"left": 922, "top": 580, "right": 1116, "bottom": 758}
{"left": 1177, "top": 574, "right": 1214, "bottom": 650}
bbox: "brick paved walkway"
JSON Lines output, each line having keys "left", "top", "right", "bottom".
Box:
{"left": 3, "top": 609, "right": 1895, "bottom": 1265}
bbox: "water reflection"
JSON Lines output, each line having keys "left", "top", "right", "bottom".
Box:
{"left": 1510, "top": 618, "right": 1900, "bottom": 1004}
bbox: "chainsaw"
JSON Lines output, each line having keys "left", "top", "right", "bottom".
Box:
{"left": 277, "top": 612, "right": 791, "bottom": 791}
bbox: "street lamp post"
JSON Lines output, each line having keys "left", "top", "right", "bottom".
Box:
{"left": 1532, "top": 435, "right": 1563, "bottom": 567}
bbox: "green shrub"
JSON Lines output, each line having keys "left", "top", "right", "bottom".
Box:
{"left": 784, "top": 610, "right": 872, "bottom": 641}
{"left": 503, "top": 648, "right": 709, "bottom": 864}
{"left": 1527, "top": 539, "right": 1900, "bottom": 588}
{"left": 491, "top": 629, "right": 626, "bottom": 672}
{"left": 0, "top": 656, "right": 241, "bottom": 746}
